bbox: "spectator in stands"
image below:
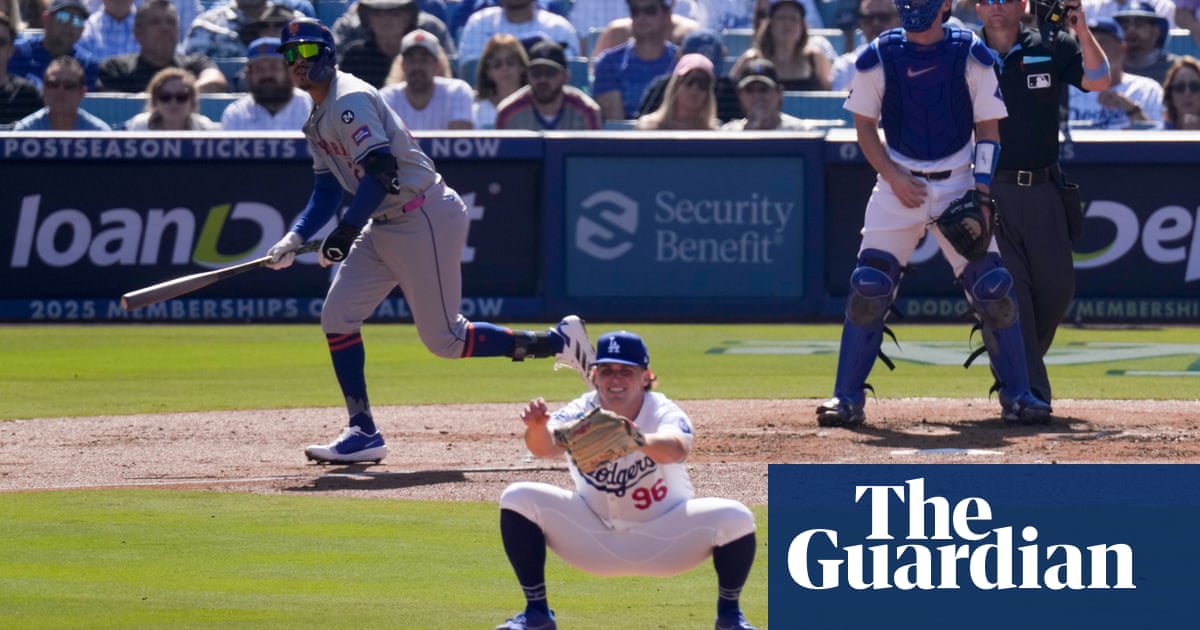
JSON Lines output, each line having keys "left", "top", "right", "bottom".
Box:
{"left": 1069, "top": 17, "right": 1164, "bottom": 127}
{"left": 13, "top": 55, "right": 109, "bottom": 128}
{"left": 97, "top": 0, "right": 225, "bottom": 92}
{"left": 495, "top": 38, "right": 601, "bottom": 129}
{"left": 8, "top": 0, "right": 100, "bottom": 89}
{"left": 1115, "top": 1, "right": 1180, "bottom": 83}
{"left": 337, "top": 0, "right": 455, "bottom": 88}
{"left": 1179, "top": 0, "right": 1200, "bottom": 47}
{"left": 123, "top": 65, "right": 219, "bottom": 128}
{"left": 1161, "top": 54, "right": 1200, "bottom": 127}
{"left": 332, "top": 0, "right": 455, "bottom": 59}
{"left": 569, "top": 0, "right": 636, "bottom": 56}
{"left": 750, "top": 0, "right": 825, "bottom": 30}
{"left": 695, "top": 0, "right": 819, "bottom": 31}
{"left": 220, "top": 36, "right": 311, "bottom": 129}
{"left": 830, "top": 0, "right": 898, "bottom": 90}
{"left": 77, "top": 0, "right": 138, "bottom": 60}
{"left": 730, "top": 0, "right": 831, "bottom": 91}
{"left": 635, "top": 51, "right": 716, "bottom": 129}
{"left": 591, "top": 0, "right": 700, "bottom": 59}
{"left": 1, "top": 12, "right": 44, "bottom": 124}
{"left": 457, "top": 0, "right": 580, "bottom": 72}
{"left": 637, "top": 27, "right": 740, "bottom": 122}
{"left": 85, "top": 0, "right": 202, "bottom": 48}
{"left": 380, "top": 28, "right": 473, "bottom": 128}
{"left": 472, "top": 32, "right": 528, "bottom": 128}
{"left": 450, "top": 0, "right": 573, "bottom": 43}
{"left": 952, "top": 0, "right": 980, "bottom": 27}
{"left": 720, "top": 57, "right": 812, "bottom": 129}
{"left": 1084, "top": 0, "right": 1176, "bottom": 27}
{"left": 185, "top": 0, "right": 298, "bottom": 59}
{"left": 594, "top": 0, "right": 678, "bottom": 121}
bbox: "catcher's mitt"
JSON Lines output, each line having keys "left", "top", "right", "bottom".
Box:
{"left": 553, "top": 407, "right": 646, "bottom": 473}
{"left": 933, "top": 189, "right": 995, "bottom": 261}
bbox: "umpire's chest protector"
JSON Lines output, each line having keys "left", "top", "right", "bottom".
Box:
{"left": 860, "top": 27, "right": 988, "bottom": 161}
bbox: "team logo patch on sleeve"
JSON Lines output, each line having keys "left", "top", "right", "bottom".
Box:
{"left": 352, "top": 125, "right": 371, "bottom": 145}
{"left": 341, "top": 110, "right": 355, "bottom": 124}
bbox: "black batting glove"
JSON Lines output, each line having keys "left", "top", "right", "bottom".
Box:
{"left": 321, "top": 222, "right": 361, "bottom": 263}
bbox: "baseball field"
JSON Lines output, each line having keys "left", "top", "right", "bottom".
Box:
{"left": 1, "top": 322, "right": 1198, "bottom": 629}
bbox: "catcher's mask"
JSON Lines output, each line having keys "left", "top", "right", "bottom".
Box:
{"left": 278, "top": 18, "right": 337, "bottom": 82}
{"left": 894, "top": 0, "right": 947, "bottom": 32}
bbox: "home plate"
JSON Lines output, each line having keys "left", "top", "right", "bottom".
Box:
{"left": 891, "top": 448, "right": 1005, "bottom": 456}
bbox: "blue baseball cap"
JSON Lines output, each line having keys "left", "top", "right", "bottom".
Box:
{"left": 1088, "top": 16, "right": 1124, "bottom": 41}
{"left": 247, "top": 37, "right": 283, "bottom": 60}
{"left": 594, "top": 332, "right": 650, "bottom": 369}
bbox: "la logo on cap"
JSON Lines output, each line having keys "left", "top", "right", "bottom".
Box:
{"left": 607, "top": 337, "right": 621, "bottom": 355}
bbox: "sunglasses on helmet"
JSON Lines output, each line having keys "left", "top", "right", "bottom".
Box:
{"left": 282, "top": 42, "right": 325, "bottom": 65}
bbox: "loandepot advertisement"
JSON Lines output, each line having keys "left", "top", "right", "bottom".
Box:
{"left": 768, "top": 465, "right": 1200, "bottom": 628}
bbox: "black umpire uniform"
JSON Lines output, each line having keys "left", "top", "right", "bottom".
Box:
{"left": 981, "top": 23, "right": 1089, "bottom": 404}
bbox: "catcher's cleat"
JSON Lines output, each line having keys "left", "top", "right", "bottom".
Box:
{"left": 816, "top": 397, "right": 866, "bottom": 428}
{"left": 304, "top": 426, "right": 388, "bottom": 464}
{"left": 552, "top": 315, "right": 596, "bottom": 387}
{"left": 494, "top": 609, "right": 556, "bottom": 630}
{"left": 715, "top": 610, "right": 759, "bottom": 630}
{"left": 1000, "top": 392, "right": 1052, "bottom": 425}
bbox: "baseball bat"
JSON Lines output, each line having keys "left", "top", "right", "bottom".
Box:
{"left": 120, "top": 240, "right": 320, "bottom": 311}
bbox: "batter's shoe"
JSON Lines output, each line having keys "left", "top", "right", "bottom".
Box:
{"left": 552, "top": 315, "right": 595, "bottom": 387}
{"left": 494, "top": 608, "right": 556, "bottom": 630}
{"left": 715, "top": 610, "right": 758, "bottom": 630}
{"left": 1000, "top": 392, "right": 1052, "bottom": 425}
{"left": 304, "top": 426, "right": 388, "bottom": 464}
{"left": 816, "top": 397, "right": 865, "bottom": 428}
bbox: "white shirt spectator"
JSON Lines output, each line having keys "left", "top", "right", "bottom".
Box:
{"left": 78, "top": 7, "right": 140, "bottom": 60}
{"left": 1083, "top": 0, "right": 1177, "bottom": 28}
{"left": 220, "top": 88, "right": 313, "bottom": 130}
{"left": 380, "top": 75, "right": 475, "bottom": 130}
{"left": 472, "top": 98, "right": 499, "bottom": 129}
{"left": 457, "top": 6, "right": 580, "bottom": 65}
{"left": 1068, "top": 72, "right": 1165, "bottom": 128}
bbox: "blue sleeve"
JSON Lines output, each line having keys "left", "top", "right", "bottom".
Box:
{"left": 290, "top": 172, "right": 345, "bottom": 240}
{"left": 341, "top": 171, "right": 388, "bottom": 228}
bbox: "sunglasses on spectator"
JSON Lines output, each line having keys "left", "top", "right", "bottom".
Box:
{"left": 630, "top": 4, "right": 662, "bottom": 17}
{"left": 52, "top": 10, "right": 87, "bottom": 28}
{"left": 488, "top": 56, "right": 521, "bottom": 70}
{"left": 156, "top": 90, "right": 192, "bottom": 103}
{"left": 44, "top": 78, "right": 82, "bottom": 90}
{"left": 282, "top": 43, "right": 324, "bottom": 65}
{"left": 1170, "top": 81, "right": 1200, "bottom": 94}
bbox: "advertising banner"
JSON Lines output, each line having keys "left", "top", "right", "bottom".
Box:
{"left": 562, "top": 155, "right": 807, "bottom": 299}
{"left": 769, "top": 464, "right": 1200, "bottom": 629}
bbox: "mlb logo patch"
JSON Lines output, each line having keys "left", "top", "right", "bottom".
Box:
{"left": 352, "top": 125, "right": 371, "bottom": 145}
{"left": 1027, "top": 73, "right": 1052, "bottom": 89}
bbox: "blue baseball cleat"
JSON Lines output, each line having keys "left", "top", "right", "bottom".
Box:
{"left": 494, "top": 608, "right": 556, "bottom": 630}
{"left": 304, "top": 426, "right": 387, "bottom": 464}
{"left": 715, "top": 610, "right": 758, "bottom": 630}
{"left": 816, "top": 397, "right": 866, "bottom": 427}
{"left": 1000, "top": 392, "right": 1053, "bottom": 425}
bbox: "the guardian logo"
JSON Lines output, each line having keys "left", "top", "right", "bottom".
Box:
{"left": 788, "top": 478, "right": 1135, "bottom": 591}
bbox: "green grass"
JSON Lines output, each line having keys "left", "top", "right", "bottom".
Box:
{"left": 0, "top": 490, "right": 768, "bottom": 630}
{"left": 1, "top": 323, "right": 1196, "bottom": 420}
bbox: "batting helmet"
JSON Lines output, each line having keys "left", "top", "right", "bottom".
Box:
{"left": 894, "top": 0, "right": 945, "bottom": 32}
{"left": 277, "top": 18, "right": 337, "bottom": 82}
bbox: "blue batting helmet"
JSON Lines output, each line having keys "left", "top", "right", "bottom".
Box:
{"left": 277, "top": 18, "right": 337, "bottom": 82}
{"left": 894, "top": 0, "right": 944, "bottom": 32}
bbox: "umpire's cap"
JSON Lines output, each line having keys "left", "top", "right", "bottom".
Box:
{"left": 277, "top": 17, "right": 335, "bottom": 52}
{"left": 595, "top": 332, "right": 650, "bottom": 369}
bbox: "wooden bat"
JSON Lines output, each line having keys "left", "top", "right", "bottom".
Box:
{"left": 120, "top": 240, "right": 320, "bottom": 311}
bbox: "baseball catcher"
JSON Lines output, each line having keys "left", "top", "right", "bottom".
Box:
{"left": 933, "top": 189, "right": 996, "bottom": 262}
{"left": 553, "top": 407, "right": 646, "bottom": 474}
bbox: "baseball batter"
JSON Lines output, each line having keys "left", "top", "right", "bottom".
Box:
{"left": 265, "top": 18, "right": 596, "bottom": 465}
{"left": 494, "top": 331, "right": 758, "bottom": 630}
{"left": 816, "top": 0, "right": 1053, "bottom": 427}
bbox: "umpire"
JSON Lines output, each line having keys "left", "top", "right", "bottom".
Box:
{"left": 977, "top": 0, "right": 1111, "bottom": 408}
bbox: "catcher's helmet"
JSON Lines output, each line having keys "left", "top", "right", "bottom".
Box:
{"left": 894, "top": 0, "right": 945, "bottom": 32}
{"left": 277, "top": 18, "right": 337, "bottom": 82}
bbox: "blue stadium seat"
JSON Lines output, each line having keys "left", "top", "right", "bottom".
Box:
{"left": 315, "top": 0, "right": 351, "bottom": 27}
{"left": 81, "top": 93, "right": 244, "bottom": 128}
{"left": 1168, "top": 28, "right": 1199, "bottom": 58}
{"left": 722, "top": 28, "right": 755, "bottom": 58}
{"left": 781, "top": 90, "right": 852, "bottom": 125}
{"left": 214, "top": 57, "right": 247, "bottom": 87}
{"left": 198, "top": 93, "right": 242, "bottom": 122}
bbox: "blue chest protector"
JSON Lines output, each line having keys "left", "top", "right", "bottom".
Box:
{"left": 856, "top": 27, "right": 994, "bottom": 161}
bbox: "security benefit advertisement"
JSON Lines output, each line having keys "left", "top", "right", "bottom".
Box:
{"left": 768, "top": 465, "right": 1200, "bottom": 628}
{"left": 563, "top": 156, "right": 806, "bottom": 299}
{"left": 0, "top": 156, "right": 541, "bottom": 322}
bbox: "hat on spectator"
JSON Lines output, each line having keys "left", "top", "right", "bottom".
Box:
{"left": 737, "top": 58, "right": 779, "bottom": 90}
{"left": 247, "top": 37, "right": 284, "bottom": 61}
{"left": 48, "top": 0, "right": 88, "bottom": 15}
{"left": 1087, "top": 16, "right": 1124, "bottom": 41}
{"left": 594, "top": 331, "right": 650, "bottom": 369}
{"left": 359, "top": 0, "right": 418, "bottom": 9}
{"left": 1113, "top": 1, "right": 1169, "bottom": 48}
{"left": 769, "top": 0, "right": 806, "bottom": 16}
{"left": 401, "top": 29, "right": 442, "bottom": 56}
{"left": 681, "top": 28, "right": 725, "bottom": 76}
{"left": 673, "top": 52, "right": 714, "bottom": 79}
{"left": 528, "top": 40, "right": 567, "bottom": 70}
{"left": 626, "top": 0, "right": 671, "bottom": 6}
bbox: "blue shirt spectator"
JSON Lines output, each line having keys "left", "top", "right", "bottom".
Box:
{"left": 12, "top": 55, "right": 111, "bottom": 130}
{"left": 86, "top": 0, "right": 204, "bottom": 51}
{"left": 78, "top": 0, "right": 140, "bottom": 60}
{"left": 7, "top": 0, "right": 101, "bottom": 89}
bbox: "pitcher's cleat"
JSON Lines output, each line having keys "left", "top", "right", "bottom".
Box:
{"left": 816, "top": 397, "right": 866, "bottom": 428}
{"left": 304, "top": 426, "right": 388, "bottom": 464}
{"left": 715, "top": 610, "right": 758, "bottom": 630}
{"left": 1000, "top": 392, "right": 1052, "bottom": 425}
{"left": 494, "top": 608, "right": 556, "bottom": 630}
{"left": 552, "top": 315, "right": 596, "bottom": 387}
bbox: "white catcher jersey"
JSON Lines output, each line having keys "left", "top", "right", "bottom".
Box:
{"left": 302, "top": 70, "right": 438, "bottom": 212}
{"left": 550, "top": 391, "right": 695, "bottom": 530}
